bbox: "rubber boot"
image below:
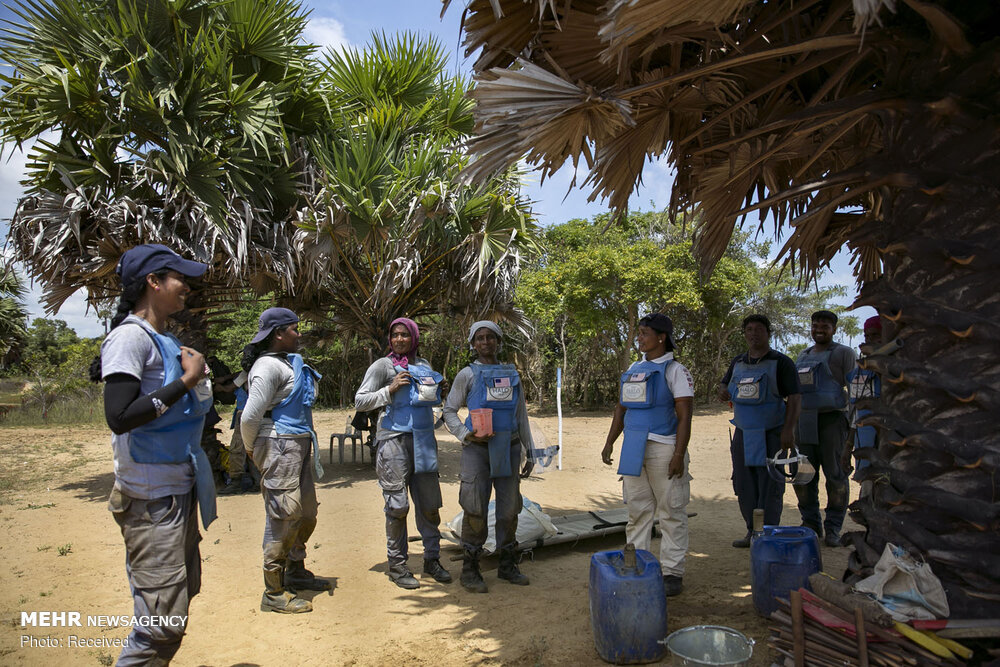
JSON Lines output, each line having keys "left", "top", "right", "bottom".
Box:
{"left": 422, "top": 558, "right": 452, "bottom": 583}
{"left": 460, "top": 549, "right": 488, "bottom": 594}
{"left": 497, "top": 546, "right": 529, "bottom": 586}
{"left": 285, "top": 559, "right": 333, "bottom": 592}
{"left": 261, "top": 566, "right": 312, "bottom": 614}
{"left": 388, "top": 563, "right": 419, "bottom": 590}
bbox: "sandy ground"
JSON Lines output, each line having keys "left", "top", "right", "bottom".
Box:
{"left": 0, "top": 406, "right": 858, "bottom": 666}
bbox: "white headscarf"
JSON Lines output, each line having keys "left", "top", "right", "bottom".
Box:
{"left": 468, "top": 320, "right": 503, "bottom": 350}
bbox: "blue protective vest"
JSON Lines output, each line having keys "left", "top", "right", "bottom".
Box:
{"left": 230, "top": 385, "right": 248, "bottom": 429}
{"left": 381, "top": 362, "right": 443, "bottom": 473}
{"left": 269, "top": 354, "right": 324, "bottom": 480}
{"left": 846, "top": 365, "right": 881, "bottom": 470}
{"left": 796, "top": 346, "right": 846, "bottom": 445}
{"left": 728, "top": 358, "right": 786, "bottom": 466}
{"left": 127, "top": 326, "right": 216, "bottom": 529}
{"left": 619, "top": 359, "right": 677, "bottom": 476}
{"left": 464, "top": 364, "right": 521, "bottom": 478}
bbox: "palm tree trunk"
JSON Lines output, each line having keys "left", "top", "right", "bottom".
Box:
{"left": 847, "top": 90, "right": 1000, "bottom": 617}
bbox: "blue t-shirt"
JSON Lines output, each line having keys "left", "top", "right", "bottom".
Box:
{"left": 101, "top": 315, "right": 195, "bottom": 499}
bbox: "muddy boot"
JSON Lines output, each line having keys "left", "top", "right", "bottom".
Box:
{"left": 285, "top": 559, "right": 333, "bottom": 592}
{"left": 261, "top": 567, "right": 312, "bottom": 614}
{"left": 497, "top": 546, "right": 529, "bottom": 586}
{"left": 388, "top": 563, "right": 419, "bottom": 590}
{"left": 423, "top": 558, "right": 452, "bottom": 584}
{"left": 218, "top": 475, "right": 243, "bottom": 496}
{"left": 460, "top": 549, "right": 488, "bottom": 594}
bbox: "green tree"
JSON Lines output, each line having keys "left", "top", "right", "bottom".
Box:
{"left": 292, "top": 33, "right": 540, "bottom": 347}
{"left": 2, "top": 5, "right": 538, "bottom": 361}
{"left": 0, "top": 265, "right": 29, "bottom": 366}
{"left": 1, "top": 0, "right": 320, "bottom": 313}
{"left": 516, "top": 212, "right": 855, "bottom": 404}
{"left": 21, "top": 338, "right": 100, "bottom": 420}
{"left": 21, "top": 318, "right": 79, "bottom": 369}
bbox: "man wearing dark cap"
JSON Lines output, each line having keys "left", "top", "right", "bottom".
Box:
{"left": 845, "top": 315, "right": 883, "bottom": 500}
{"left": 794, "top": 310, "right": 857, "bottom": 546}
{"left": 719, "top": 314, "right": 801, "bottom": 547}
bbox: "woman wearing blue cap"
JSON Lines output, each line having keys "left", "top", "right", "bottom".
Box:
{"left": 91, "top": 243, "right": 214, "bottom": 666}
{"left": 443, "top": 320, "right": 534, "bottom": 593}
{"left": 354, "top": 317, "right": 451, "bottom": 590}
{"left": 240, "top": 307, "right": 329, "bottom": 614}
{"left": 601, "top": 313, "right": 694, "bottom": 597}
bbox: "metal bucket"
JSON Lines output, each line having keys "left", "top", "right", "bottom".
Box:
{"left": 663, "top": 625, "right": 754, "bottom": 666}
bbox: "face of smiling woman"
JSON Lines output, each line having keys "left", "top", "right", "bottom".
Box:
{"left": 636, "top": 325, "right": 667, "bottom": 358}
{"left": 472, "top": 328, "right": 498, "bottom": 362}
{"left": 149, "top": 270, "right": 191, "bottom": 316}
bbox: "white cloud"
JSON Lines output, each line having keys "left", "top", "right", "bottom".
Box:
{"left": 0, "top": 144, "right": 30, "bottom": 226}
{"left": 631, "top": 154, "right": 675, "bottom": 211}
{"left": 24, "top": 280, "right": 105, "bottom": 338}
{"left": 303, "top": 16, "right": 350, "bottom": 54}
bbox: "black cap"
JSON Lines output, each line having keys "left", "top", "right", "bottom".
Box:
{"left": 811, "top": 310, "right": 838, "bottom": 325}
{"left": 116, "top": 244, "right": 207, "bottom": 285}
{"left": 250, "top": 307, "right": 299, "bottom": 344}
{"left": 638, "top": 313, "right": 676, "bottom": 348}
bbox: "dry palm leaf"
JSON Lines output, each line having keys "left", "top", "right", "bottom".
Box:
{"left": 599, "top": 0, "right": 755, "bottom": 60}
{"left": 462, "top": 59, "right": 634, "bottom": 182}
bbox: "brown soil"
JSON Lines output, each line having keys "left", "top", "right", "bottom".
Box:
{"left": 0, "top": 407, "right": 857, "bottom": 666}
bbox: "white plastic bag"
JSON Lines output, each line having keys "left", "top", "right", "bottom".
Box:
{"left": 444, "top": 496, "right": 558, "bottom": 554}
{"left": 853, "top": 543, "right": 950, "bottom": 621}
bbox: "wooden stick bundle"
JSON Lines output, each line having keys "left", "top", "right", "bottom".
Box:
{"left": 768, "top": 588, "right": 963, "bottom": 666}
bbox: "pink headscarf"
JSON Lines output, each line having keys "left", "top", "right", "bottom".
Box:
{"left": 387, "top": 317, "right": 419, "bottom": 369}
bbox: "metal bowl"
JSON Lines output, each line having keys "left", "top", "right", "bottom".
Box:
{"left": 663, "top": 625, "right": 754, "bottom": 666}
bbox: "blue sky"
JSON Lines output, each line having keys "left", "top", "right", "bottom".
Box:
{"left": 0, "top": 0, "right": 872, "bottom": 340}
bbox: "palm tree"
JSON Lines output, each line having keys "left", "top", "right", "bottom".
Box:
{"left": 291, "top": 33, "right": 540, "bottom": 348}
{"left": 446, "top": 0, "right": 1000, "bottom": 617}
{"left": 0, "top": 263, "right": 29, "bottom": 363}
{"left": 1, "top": 1, "right": 538, "bottom": 350}
{"left": 1, "top": 0, "right": 319, "bottom": 314}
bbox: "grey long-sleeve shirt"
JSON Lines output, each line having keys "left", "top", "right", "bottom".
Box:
{"left": 354, "top": 356, "right": 434, "bottom": 442}
{"left": 442, "top": 362, "right": 534, "bottom": 454}
{"left": 797, "top": 341, "right": 857, "bottom": 412}
{"left": 241, "top": 353, "right": 313, "bottom": 446}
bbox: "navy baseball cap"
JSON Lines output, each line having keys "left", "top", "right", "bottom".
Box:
{"left": 250, "top": 307, "right": 299, "bottom": 344}
{"left": 116, "top": 244, "right": 207, "bottom": 285}
{"left": 638, "top": 313, "right": 677, "bottom": 348}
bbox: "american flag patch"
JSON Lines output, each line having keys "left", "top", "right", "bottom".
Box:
{"left": 419, "top": 377, "right": 436, "bottom": 385}
{"left": 492, "top": 377, "right": 511, "bottom": 387}
{"left": 629, "top": 372, "right": 648, "bottom": 381}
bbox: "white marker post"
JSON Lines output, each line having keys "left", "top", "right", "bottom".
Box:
{"left": 557, "top": 366, "right": 563, "bottom": 470}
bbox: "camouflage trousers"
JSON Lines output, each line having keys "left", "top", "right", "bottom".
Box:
{"left": 250, "top": 435, "right": 318, "bottom": 576}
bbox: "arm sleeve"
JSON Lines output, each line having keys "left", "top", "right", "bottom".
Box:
{"left": 103, "top": 374, "right": 190, "bottom": 435}
{"left": 443, "top": 367, "right": 474, "bottom": 442}
{"left": 667, "top": 362, "right": 695, "bottom": 399}
{"left": 832, "top": 344, "right": 858, "bottom": 387}
{"left": 775, "top": 354, "right": 801, "bottom": 397}
{"left": 354, "top": 359, "right": 393, "bottom": 412}
{"left": 240, "top": 359, "right": 287, "bottom": 446}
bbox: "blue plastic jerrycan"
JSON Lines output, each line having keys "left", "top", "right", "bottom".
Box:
{"left": 589, "top": 545, "right": 667, "bottom": 664}
{"left": 750, "top": 526, "right": 822, "bottom": 616}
